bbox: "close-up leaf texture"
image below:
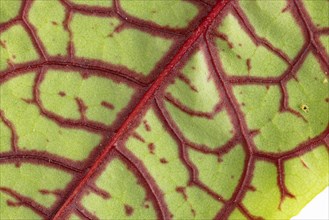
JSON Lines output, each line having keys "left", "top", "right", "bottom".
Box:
{"left": 0, "top": 0, "right": 328, "bottom": 219}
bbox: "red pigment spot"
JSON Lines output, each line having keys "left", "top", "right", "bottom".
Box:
{"left": 7, "top": 59, "right": 14, "bottom": 67}
{"left": 207, "top": 73, "right": 212, "bottom": 82}
{"left": 247, "top": 185, "right": 256, "bottom": 192}
{"left": 7, "top": 200, "right": 22, "bottom": 207}
{"left": 250, "top": 130, "right": 260, "bottom": 137}
{"left": 21, "top": 98, "right": 34, "bottom": 104}
{"left": 300, "top": 159, "right": 309, "bottom": 169}
{"left": 51, "top": 21, "right": 58, "bottom": 25}
{"left": 101, "top": 101, "right": 115, "bottom": 110}
{"left": 246, "top": 59, "right": 251, "bottom": 74}
{"left": 132, "top": 132, "right": 145, "bottom": 143}
{"left": 0, "top": 40, "right": 6, "bottom": 48}
{"left": 191, "top": 208, "right": 196, "bottom": 217}
{"left": 114, "top": 23, "right": 125, "bottom": 33}
{"left": 124, "top": 204, "right": 134, "bottom": 216}
{"left": 80, "top": 71, "right": 89, "bottom": 79}
{"left": 160, "top": 158, "right": 168, "bottom": 164}
{"left": 15, "top": 162, "right": 21, "bottom": 168}
{"left": 58, "top": 91, "right": 66, "bottom": 97}
{"left": 214, "top": 31, "right": 234, "bottom": 48}
{"left": 282, "top": 3, "right": 290, "bottom": 13}
{"left": 143, "top": 120, "right": 151, "bottom": 131}
{"left": 39, "top": 189, "right": 62, "bottom": 197}
{"left": 75, "top": 97, "right": 87, "bottom": 120}
{"left": 325, "top": 98, "right": 329, "bottom": 103}
{"left": 108, "top": 23, "right": 125, "bottom": 37}
{"left": 148, "top": 143, "right": 155, "bottom": 154}
{"left": 136, "top": 179, "right": 142, "bottom": 186}
{"left": 168, "top": 78, "right": 176, "bottom": 85}
{"left": 177, "top": 73, "right": 198, "bottom": 92}
{"left": 176, "top": 187, "right": 188, "bottom": 200}
{"left": 89, "top": 185, "right": 111, "bottom": 199}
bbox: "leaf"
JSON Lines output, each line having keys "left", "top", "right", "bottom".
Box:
{"left": 0, "top": 0, "right": 328, "bottom": 219}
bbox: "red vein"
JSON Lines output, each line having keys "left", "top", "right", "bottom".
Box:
{"left": 21, "top": 1, "right": 48, "bottom": 61}
{"left": 60, "top": 0, "right": 113, "bottom": 16}
{"left": 237, "top": 203, "right": 264, "bottom": 220}
{"left": 276, "top": 159, "right": 295, "bottom": 209}
{"left": 87, "top": 184, "right": 111, "bottom": 200}
{"left": 317, "top": 27, "right": 329, "bottom": 35}
{"left": 33, "top": 70, "right": 109, "bottom": 134}
{"left": 158, "top": 94, "right": 240, "bottom": 155}
{"left": 197, "top": 0, "right": 213, "bottom": 7}
{"left": 164, "top": 92, "right": 223, "bottom": 118}
{"left": 0, "top": 1, "right": 24, "bottom": 31}
{"left": 51, "top": 1, "right": 231, "bottom": 218}
{"left": 0, "top": 60, "right": 147, "bottom": 87}
{"left": 226, "top": 42, "right": 311, "bottom": 85}
{"left": 154, "top": 99, "right": 226, "bottom": 202}
{"left": 75, "top": 204, "right": 99, "bottom": 220}
{"left": 254, "top": 127, "right": 329, "bottom": 161}
{"left": 293, "top": 0, "right": 329, "bottom": 68}
{"left": 62, "top": 8, "right": 74, "bottom": 58}
{"left": 279, "top": 81, "right": 307, "bottom": 122}
{"left": 116, "top": 149, "right": 168, "bottom": 219}
{"left": 205, "top": 35, "right": 259, "bottom": 219}
{"left": 113, "top": 0, "right": 184, "bottom": 37}
{"left": 0, "top": 152, "right": 83, "bottom": 173}
{"left": 177, "top": 72, "right": 198, "bottom": 92}
{"left": 232, "top": 2, "right": 291, "bottom": 64}
{"left": 0, "top": 110, "right": 19, "bottom": 152}
{"left": 207, "top": 1, "right": 328, "bottom": 216}
{"left": 0, "top": 187, "right": 49, "bottom": 217}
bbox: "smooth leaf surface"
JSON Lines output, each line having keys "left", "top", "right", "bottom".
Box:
{"left": 0, "top": 0, "right": 328, "bottom": 219}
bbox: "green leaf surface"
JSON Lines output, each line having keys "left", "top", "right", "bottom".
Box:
{"left": 0, "top": 0, "right": 328, "bottom": 219}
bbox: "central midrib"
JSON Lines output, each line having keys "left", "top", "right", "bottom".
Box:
{"left": 51, "top": 1, "right": 231, "bottom": 218}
